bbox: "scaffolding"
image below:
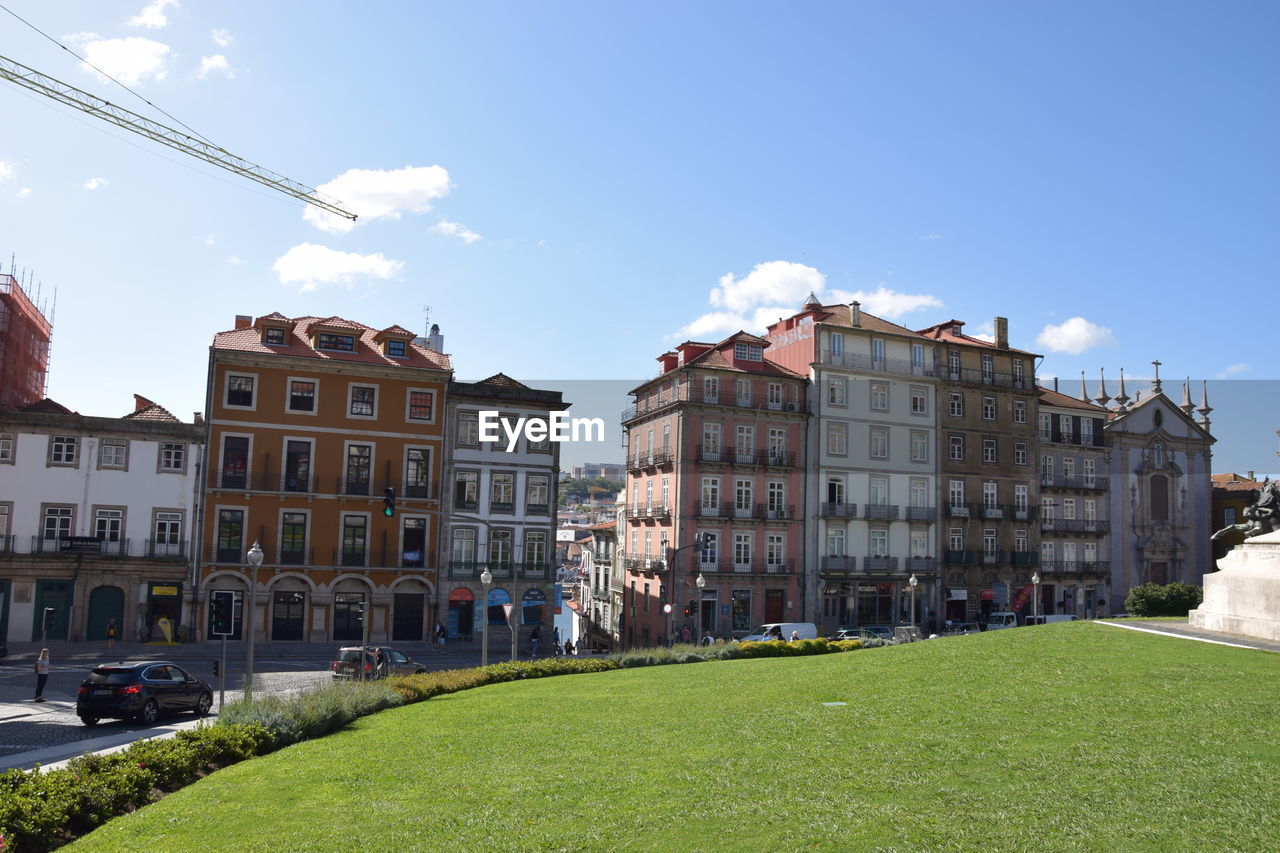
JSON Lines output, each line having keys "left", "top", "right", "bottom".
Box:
{"left": 0, "top": 273, "right": 52, "bottom": 411}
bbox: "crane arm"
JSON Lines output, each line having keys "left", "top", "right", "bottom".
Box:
{"left": 0, "top": 53, "right": 356, "bottom": 221}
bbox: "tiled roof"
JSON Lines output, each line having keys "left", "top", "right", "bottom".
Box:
{"left": 123, "top": 401, "right": 181, "bottom": 422}
{"left": 810, "top": 303, "right": 932, "bottom": 340}
{"left": 1212, "top": 473, "right": 1262, "bottom": 491}
{"left": 213, "top": 315, "right": 452, "bottom": 371}
{"left": 19, "top": 398, "right": 73, "bottom": 414}
{"left": 916, "top": 320, "right": 1041, "bottom": 357}
{"left": 1037, "top": 386, "right": 1109, "bottom": 413}
{"left": 474, "top": 373, "right": 530, "bottom": 389}
{"left": 675, "top": 332, "right": 807, "bottom": 379}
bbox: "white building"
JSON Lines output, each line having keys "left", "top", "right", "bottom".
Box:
{"left": 0, "top": 395, "right": 203, "bottom": 644}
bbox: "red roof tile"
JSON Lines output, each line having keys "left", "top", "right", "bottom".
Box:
{"left": 808, "top": 303, "right": 933, "bottom": 340}
{"left": 1037, "top": 386, "right": 1109, "bottom": 413}
{"left": 123, "top": 401, "right": 181, "bottom": 422}
{"left": 915, "top": 320, "right": 1041, "bottom": 357}
{"left": 474, "top": 373, "right": 530, "bottom": 389}
{"left": 19, "top": 398, "right": 73, "bottom": 414}
{"left": 213, "top": 315, "right": 452, "bottom": 371}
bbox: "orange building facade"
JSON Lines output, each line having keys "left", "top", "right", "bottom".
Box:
{"left": 198, "top": 313, "right": 451, "bottom": 644}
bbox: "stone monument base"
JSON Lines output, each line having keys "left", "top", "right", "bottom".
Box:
{"left": 1189, "top": 529, "right": 1280, "bottom": 642}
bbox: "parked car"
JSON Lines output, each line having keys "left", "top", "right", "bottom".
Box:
{"left": 857, "top": 625, "right": 895, "bottom": 642}
{"left": 741, "top": 622, "right": 819, "bottom": 642}
{"left": 827, "top": 628, "right": 863, "bottom": 642}
{"left": 330, "top": 646, "right": 427, "bottom": 680}
{"left": 75, "top": 661, "right": 213, "bottom": 726}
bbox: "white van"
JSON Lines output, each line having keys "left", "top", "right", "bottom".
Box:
{"left": 742, "top": 622, "right": 818, "bottom": 642}
{"left": 986, "top": 612, "right": 1020, "bottom": 631}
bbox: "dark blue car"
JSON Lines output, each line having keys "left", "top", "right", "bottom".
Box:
{"left": 75, "top": 661, "right": 213, "bottom": 726}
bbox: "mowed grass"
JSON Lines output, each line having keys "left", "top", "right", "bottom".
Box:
{"left": 73, "top": 623, "right": 1279, "bottom": 852}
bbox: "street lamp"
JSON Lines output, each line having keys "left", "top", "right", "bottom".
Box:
{"left": 908, "top": 573, "right": 918, "bottom": 628}
{"left": 1032, "top": 570, "right": 1041, "bottom": 621}
{"left": 244, "top": 540, "right": 263, "bottom": 700}
{"left": 695, "top": 572, "right": 706, "bottom": 642}
{"left": 480, "top": 566, "right": 493, "bottom": 667}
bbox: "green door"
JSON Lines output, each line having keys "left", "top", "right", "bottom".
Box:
{"left": 87, "top": 586, "right": 125, "bottom": 644}
{"left": 32, "top": 580, "right": 72, "bottom": 641}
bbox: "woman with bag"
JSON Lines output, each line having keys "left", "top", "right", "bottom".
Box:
{"left": 34, "top": 649, "right": 50, "bottom": 702}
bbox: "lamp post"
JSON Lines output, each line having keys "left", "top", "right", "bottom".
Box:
{"left": 695, "top": 572, "right": 706, "bottom": 642}
{"left": 908, "top": 573, "right": 918, "bottom": 628}
{"left": 1032, "top": 570, "right": 1041, "bottom": 622}
{"left": 244, "top": 540, "right": 263, "bottom": 700}
{"left": 480, "top": 567, "right": 493, "bottom": 667}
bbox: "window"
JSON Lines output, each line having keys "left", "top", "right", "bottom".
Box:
{"left": 910, "top": 478, "right": 929, "bottom": 508}
{"left": 734, "top": 342, "right": 763, "bottom": 362}
{"left": 870, "top": 427, "right": 889, "bottom": 459}
{"left": 457, "top": 411, "right": 479, "bottom": 446}
{"left": 1081, "top": 418, "right": 1094, "bottom": 445}
{"left": 983, "top": 438, "right": 997, "bottom": 464}
{"left": 159, "top": 442, "right": 185, "bottom": 472}
{"left": 402, "top": 517, "right": 426, "bottom": 567}
{"left": 1084, "top": 457, "right": 1096, "bottom": 487}
{"left": 870, "top": 383, "right": 889, "bottom": 411}
{"left": 1062, "top": 498, "right": 1077, "bottom": 520}
{"left": 766, "top": 534, "right": 784, "bottom": 566}
{"left": 263, "top": 327, "right": 287, "bottom": 346}
{"left": 702, "top": 423, "right": 721, "bottom": 456}
{"left": 870, "top": 529, "right": 888, "bottom": 557}
{"left": 491, "top": 472, "right": 515, "bottom": 511}
{"left": 869, "top": 477, "right": 889, "bottom": 506}
{"left": 1014, "top": 441, "right": 1028, "bottom": 467}
{"left": 768, "top": 428, "right": 786, "bottom": 460}
{"left": 317, "top": 333, "right": 355, "bottom": 352}
{"left": 911, "top": 344, "right": 925, "bottom": 374}
{"left": 216, "top": 509, "right": 244, "bottom": 562}
{"left": 407, "top": 390, "right": 434, "bottom": 422}
{"left": 949, "top": 480, "right": 965, "bottom": 509}
{"left": 767, "top": 383, "right": 783, "bottom": 409}
{"left": 949, "top": 528, "right": 965, "bottom": 551}
{"left": 949, "top": 392, "right": 964, "bottom": 418}
{"left": 1041, "top": 455, "right": 1055, "bottom": 482}
{"left": 288, "top": 380, "right": 316, "bottom": 413}
{"left": 871, "top": 338, "right": 885, "bottom": 366}
{"left": 734, "top": 479, "right": 753, "bottom": 516}
{"left": 981, "top": 353, "right": 994, "bottom": 383}
{"left": 386, "top": 339, "right": 407, "bottom": 358}
{"left": 828, "top": 423, "right": 848, "bottom": 456}
{"left": 983, "top": 529, "right": 998, "bottom": 556}
{"left": 1059, "top": 415, "right": 1074, "bottom": 443}
{"left": 1041, "top": 541, "right": 1055, "bottom": 565}
{"left": 830, "top": 333, "right": 844, "bottom": 357}
{"left": 1040, "top": 498, "right": 1055, "bottom": 521}
{"left": 827, "top": 378, "right": 847, "bottom": 406}
{"left": 1039, "top": 413, "right": 1052, "bottom": 441}
{"left": 281, "top": 512, "right": 307, "bottom": 564}
{"left": 345, "top": 444, "right": 372, "bottom": 495}
{"left": 949, "top": 434, "right": 964, "bottom": 461}
{"left": 220, "top": 436, "right": 249, "bottom": 488}
{"left": 1063, "top": 457, "right": 1076, "bottom": 478}
{"left": 341, "top": 515, "right": 367, "bottom": 566}
{"left": 100, "top": 440, "right": 127, "bottom": 469}
{"left": 153, "top": 511, "right": 183, "bottom": 555}
{"left": 661, "top": 476, "right": 670, "bottom": 506}
{"left": 1062, "top": 542, "right": 1077, "bottom": 569}
{"left": 1014, "top": 529, "right": 1028, "bottom": 552}
{"left": 700, "top": 531, "right": 719, "bottom": 565}
{"left": 703, "top": 376, "right": 719, "bottom": 403}
{"left": 948, "top": 350, "right": 960, "bottom": 378}
{"left": 767, "top": 482, "right": 785, "bottom": 514}
{"left": 1013, "top": 400, "right": 1027, "bottom": 424}
{"left": 94, "top": 508, "right": 123, "bottom": 542}
{"left": 0, "top": 434, "right": 12, "bottom": 463}
{"left": 910, "top": 430, "right": 928, "bottom": 462}
{"left": 827, "top": 477, "right": 844, "bottom": 505}
{"left": 982, "top": 396, "right": 996, "bottom": 421}
{"left": 490, "top": 530, "right": 513, "bottom": 566}
{"left": 527, "top": 475, "right": 550, "bottom": 512}
{"left": 452, "top": 528, "right": 477, "bottom": 563}
{"left": 1084, "top": 541, "right": 1097, "bottom": 565}
{"left": 1085, "top": 498, "right": 1097, "bottom": 523}
{"left": 525, "top": 531, "right": 547, "bottom": 566}
{"left": 405, "top": 448, "right": 432, "bottom": 497}
{"left": 983, "top": 481, "right": 998, "bottom": 508}
{"left": 701, "top": 477, "right": 720, "bottom": 512}
{"left": 527, "top": 417, "right": 552, "bottom": 452}
{"left": 910, "top": 387, "right": 928, "bottom": 416}
{"left": 735, "top": 425, "right": 753, "bottom": 459}
{"left": 1013, "top": 359, "right": 1025, "bottom": 387}
{"left": 226, "top": 374, "right": 255, "bottom": 408}
{"left": 1014, "top": 484, "right": 1029, "bottom": 513}
{"left": 284, "top": 440, "right": 312, "bottom": 492}
{"left": 349, "top": 385, "right": 376, "bottom": 418}
{"left": 736, "top": 378, "right": 752, "bottom": 407}
{"left": 733, "top": 533, "right": 752, "bottom": 566}
{"left": 911, "top": 531, "right": 928, "bottom": 558}
{"left": 50, "top": 435, "right": 79, "bottom": 466}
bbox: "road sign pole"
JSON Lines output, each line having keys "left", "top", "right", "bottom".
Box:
{"left": 219, "top": 634, "right": 227, "bottom": 710}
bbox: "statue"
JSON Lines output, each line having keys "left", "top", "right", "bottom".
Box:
{"left": 1212, "top": 478, "right": 1280, "bottom": 540}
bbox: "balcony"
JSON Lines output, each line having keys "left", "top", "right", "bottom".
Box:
{"left": 31, "top": 537, "right": 130, "bottom": 556}
{"left": 143, "top": 539, "right": 189, "bottom": 560}
{"left": 760, "top": 450, "right": 797, "bottom": 468}
{"left": 732, "top": 501, "right": 754, "bottom": 519}
{"left": 943, "top": 367, "right": 1034, "bottom": 391}
{"left": 0, "top": 534, "right": 13, "bottom": 554}
{"left": 818, "top": 349, "right": 935, "bottom": 378}
{"left": 622, "top": 386, "right": 808, "bottom": 423}
{"left": 946, "top": 502, "right": 974, "bottom": 519}
{"left": 622, "top": 557, "right": 666, "bottom": 572}
{"left": 281, "top": 473, "right": 315, "bottom": 493}
{"left": 341, "top": 477, "right": 372, "bottom": 497}
{"left": 519, "top": 562, "right": 551, "bottom": 580}
{"left": 981, "top": 550, "right": 1002, "bottom": 565}
{"left": 980, "top": 505, "right": 1005, "bottom": 520}
{"left": 905, "top": 506, "right": 936, "bottom": 522}
{"left": 217, "top": 469, "right": 249, "bottom": 490}
{"left": 863, "top": 556, "right": 899, "bottom": 573}
{"left": 1040, "top": 475, "right": 1108, "bottom": 491}
{"left": 697, "top": 502, "right": 725, "bottom": 519}
{"left": 1040, "top": 560, "right": 1107, "bottom": 575}
{"left": 1010, "top": 551, "right": 1039, "bottom": 567}
{"left": 402, "top": 481, "right": 439, "bottom": 500}
{"left": 820, "top": 556, "right": 857, "bottom": 573}
{"left": 527, "top": 502, "right": 551, "bottom": 515}
{"left": 490, "top": 501, "right": 515, "bottom": 513}
{"left": 278, "top": 548, "right": 313, "bottom": 566}
{"left": 758, "top": 503, "right": 796, "bottom": 521}
{"left": 905, "top": 556, "right": 936, "bottom": 574}
{"left": 484, "top": 562, "right": 514, "bottom": 579}
{"left": 336, "top": 548, "right": 367, "bottom": 568}
{"left": 627, "top": 448, "right": 675, "bottom": 470}
{"left": 820, "top": 502, "right": 858, "bottom": 518}
{"left": 449, "top": 560, "right": 485, "bottom": 579}
{"left": 645, "top": 502, "right": 672, "bottom": 520}
{"left": 456, "top": 498, "right": 479, "bottom": 511}
{"left": 694, "top": 444, "right": 727, "bottom": 464}
{"left": 863, "top": 504, "right": 900, "bottom": 521}
{"left": 1043, "top": 519, "right": 1109, "bottom": 534}
{"left": 1007, "top": 505, "right": 1037, "bottom": 522}
{"left": 944, "top": 550, "right": 976, "bottom": 566}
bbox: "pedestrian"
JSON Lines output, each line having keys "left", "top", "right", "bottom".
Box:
{"left": 552, "top": 626, "right": 561, "bottom": 655}
{"left": 34, "top": 648, "right": 50, "bottom": 702}
{"left": 564, "top": 639, "right": 575, "bottom": 656}
{"left": 790, "top": 630, "right": 800, "bottom": 642}
{"left": 701, "top": 631, "right": 713, "bottom": 646}
{"left": 680, "top": 625, "right": 691, "bottom": 644}
{"left": 530, "top": 626, "right": 541, "bottom": 658}
{"left": 106, "top": 618, "right": 117, "bottom": 650}
{"left": 433, "top": 621, "right": 447, "bottom": 653}
{"left": 373, "top": 647, "right": 385, "bottom": 678}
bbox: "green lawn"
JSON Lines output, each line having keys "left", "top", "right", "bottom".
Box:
{"left": 73, "top": 623, "right": 1280, "bottom": 852}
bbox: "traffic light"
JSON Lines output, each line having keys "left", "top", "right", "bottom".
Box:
{"left": 685, "top": 600, "right": 696, "bottom": 618}
{"left": 213, "top": 660, "right": 221, "bottom": 677}
{"left": 210, "top": 591, "right": 235, "bottom": 636}
{"left": 383, "top": 486, "right": 396, "bottom": 518}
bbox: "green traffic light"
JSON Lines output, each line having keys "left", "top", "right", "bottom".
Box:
{"left": 384, "top": 506, "right": 394, "bottom": 517}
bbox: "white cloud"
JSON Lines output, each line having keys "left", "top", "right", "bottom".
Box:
{"left": 82, "top": 177, "right": 109, "bottom": 190}
{"left": 200, "top": 233, "right": 216, "bottom": 246}
{"left": 226, "top": 256, "right": 244, "bottom": 265}
{"left": 303, "top": 165, "right": 452, "bottom": 234}
{"left": 918, "top": 234, "right": 942, "bottom": 241}
{"left": 69, "top": 35, "right": 172, "bottom": 85}
{"left": 127, "top": 0, "right": 179, "bottom": 29}
{"left": 675, "top": 262, "right": 944, "bottom": 340}
{"left": 211, "top": 29, "right": 233, "bottom": 47}
{"left": 429, "top": 219, "right": 482, "bottom": 244}
{"left": 1216, "top": 363, "right": 1251, "bottom": 379}
{"left": 17, "top": 187, "right": 31, "bottom": 198}
{"left": 197, "top": 54, "right": 234, "bottom": 79}
{"left": 967, "top": 321, "right": 996, "bottom": 343}
{"left": 272, "top": 243, "right": 404, "bottom": 292}
{"left": 828, "top": 284, "right": 943, "bottom": 321}
{"left": 0, "top": 161, "right": 12, "bottom": 181}
{"left": 1035, "top": 317, "right": 1117, "bottom": 354}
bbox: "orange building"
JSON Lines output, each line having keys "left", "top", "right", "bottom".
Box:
{"left": 199, "top": 314, "right": 451, "bottom": 644}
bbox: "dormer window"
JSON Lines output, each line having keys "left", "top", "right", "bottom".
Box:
{"left": 263, "top": 327, "right": 287, "bottom": 346}
{"left": 734, "top": 343, "right": 763, "bottom": 362}
{"left": 386, "top": 340, "right": 407, "bottom": 358}
{"left": 317, "top": 333, "right": 355, "bottom": 352}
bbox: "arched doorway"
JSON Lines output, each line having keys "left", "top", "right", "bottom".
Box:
{"left": 87, "top": 585, "right": 124, "bottom": 644}
{"left": 270, "top": 578, "right": 307, "bottom": 641}
{"left": 392, "top": 580, "right": 428, "bottom": 642}
{"left": 332, "top": 579, "right": 370, "bottom": 642}
{"left": 521, "top": 588, "right": 547, "bottom": 626}
{"left": 447, "top": 588, "right": 474, "bottom": 640}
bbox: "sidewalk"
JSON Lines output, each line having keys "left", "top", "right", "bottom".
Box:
{"left": 1095, "top": 618, "right": 1280, "bottom": 653}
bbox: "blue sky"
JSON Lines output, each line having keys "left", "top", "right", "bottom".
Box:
{"left": 0, "top": 1, "right": 1276, "bottom": 475}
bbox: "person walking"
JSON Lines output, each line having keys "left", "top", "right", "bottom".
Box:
{"left": 563, "top": 639, "right": 575, "bottom": 656}
{"left": 530, "top": 626, "right": 541, "bottom": 658}
{"left": 433, "top": 621, "right": 447, "bottom": 653}
{"left": 106, "top": 618, "right": 117, "bottom": 651}
{"left": 34, "top": 649, "right": 50, "bottom": 702}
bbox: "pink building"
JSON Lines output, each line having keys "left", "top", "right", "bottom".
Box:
{"left": 620, "top": 333, "right": 809, "bottom": 645}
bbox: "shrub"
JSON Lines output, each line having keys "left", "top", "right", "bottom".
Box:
{"left": 218, "top": 681, "right": 403, "bottom": 747}
{"left": 1125, "top": 582, "right": 1204, "bottom": 617}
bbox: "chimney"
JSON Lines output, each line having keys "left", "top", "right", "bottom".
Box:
{"left": 133, "top": 393, "right": 154, "bottom": 412}
{"left": 1053, "top": 377, "right": 1059, "bottom": 392}
{"left": 849, "top": 301, "right": 861, "bottom": 327}
{"left": 427, "top": 323, "right": 444, "bottom": 352}
{"left": 194, "top": 412, "right": 204, "bottom": 425}
{"left": 994, "top": 317, "right": 1009, "bottom": 349}
{"left": 1248, "top": 470, "right": 1255, "bottom": 482}
{"left": 234, "top": 314, "right": 252, "bottom": 330}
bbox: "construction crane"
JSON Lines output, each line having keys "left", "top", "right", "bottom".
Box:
{"left": 0, "top": 52, "right": 356, "bottom": 221}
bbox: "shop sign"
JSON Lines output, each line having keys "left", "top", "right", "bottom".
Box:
{"left": 948, "top": 589, "right": 968, "bottom": 600}
{"left": 150, "top": 586, "right": 179, "bottom": 597}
